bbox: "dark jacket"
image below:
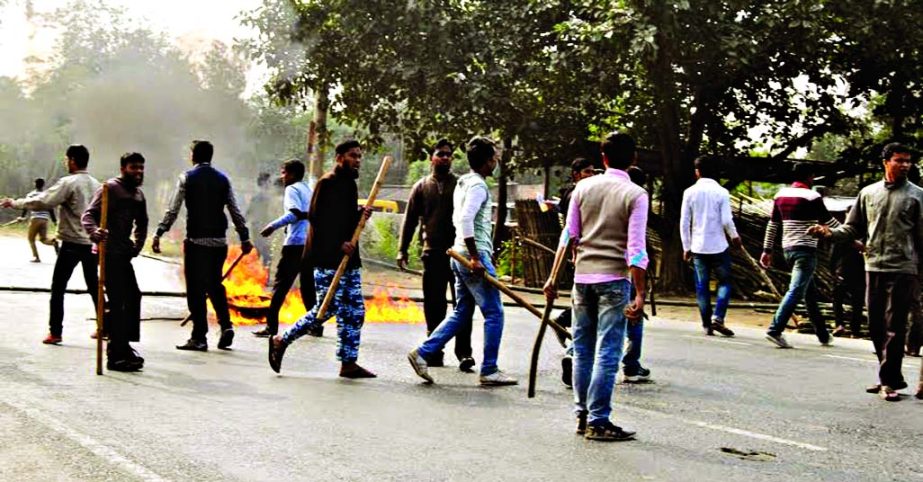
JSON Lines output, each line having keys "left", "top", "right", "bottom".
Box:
{"left": 82, "top": 177, "right": 148, "bottom": 256}
{"left": 185, "top": 164, "right": 230, "bottom": 238}
{"left": 308, "top": 165, "right": 362, "bottom": 270}
{"left": 399, "top": 173, "right": 456, "bottom": 255}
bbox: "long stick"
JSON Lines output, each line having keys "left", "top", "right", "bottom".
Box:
{"left": 95, "top": 184, "right": 109, "bottom": 375}
{"left": 528, "top": 241, "right": 568, "bottom": 398}
{"left": 446, "top": 249, "right": 571, "bottom": 340}
{"left": 315, "top": 156, "right": 393, "bottom": 321}
{"left": 179, "top": 250, "right": 247, "bottom": 327}
{"left": 301, "top": 121, "right": 318, "bottom": 264}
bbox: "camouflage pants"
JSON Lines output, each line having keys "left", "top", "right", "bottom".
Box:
{"left": 282, "top": 268, "right": 365, "bottom": 363}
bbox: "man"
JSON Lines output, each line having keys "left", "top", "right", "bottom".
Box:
{"left": 1, "top": 145, "right": 100, "bottom": 345}
{"left": 254, "top": 159, "right": 317, "bottom": 338}
{"left": 829, "top": 207, "right": 865, "bottom": 338}
{"left": 544, "top": 132, "right": 647, "bottom": 442}
{"left": 808, "top": 143, "right": 923, "bottom": 402}
{"left": 679, "top": 155, "right": 742, "bottom": 337}
{"left": 557, "top": 157, "right": 596, "bottom": 218}
{"left": 268, "top": 140, "right": 376, "bottom": 379}
{"left": 760, "top": 163, "right": 838, "bottom": 348}
{"left": 408, "top": 137, "right": 517, "bottom": 387}
{"left": 397, "top": 139, "right": 474, "bottom": 371}
{"left": 18, "top": 178, "right": 60, "bottom": 263}
{"left": 82, "top": 152, "right": 148, "bottom": 372}
{"left": 152, "top": 140, "right": 253, "bottom": 352}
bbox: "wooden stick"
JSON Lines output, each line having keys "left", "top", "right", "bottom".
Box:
{"left": 95, "top": 184, "right": 109, "bottom": 375}
{"left": 446, "top": 249, "right": 572, "bottom": 340}
{"left": 315, "top": 156, "right": 392, "bottom": 321}
{"left": 179, "top": 250, "right": 248, "bottom": 327}
{"left": 528, "top": 241, "right": 569, "bottom": 398}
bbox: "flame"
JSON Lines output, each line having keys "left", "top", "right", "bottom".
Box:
{"left": 195, "top": 246, "right": 424, "bottom": 325}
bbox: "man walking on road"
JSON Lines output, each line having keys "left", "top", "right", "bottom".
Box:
{"left": 808, "top": 143, "right": 923, "bottom": 402}
{"left": 152, "top": 140, "right": 253, "bottom": 352}
{"left": 1, "top": 145, "right": 100, "bottom": 345}
{"left": 761, "top": 163, "right": 838, "bottom": 348}
{"left": 398, "top": 139, "right": 475, "bottom": 372}
{"left": 82, "top": 152, "right": 148, "bottom": 372}
{"left": 254, "top": 159, "right": 317, "bottom": 338}
{"left": 408, "top": 137, "right": 518, "bottom": 387}
{"left": 679, "top": 155, "right": 742, "bottom": 337}
{"left": 17, "top": 178, "right": 60, "bottom": 263}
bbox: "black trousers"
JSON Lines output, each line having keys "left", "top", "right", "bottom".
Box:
{"left": 49, "top": 241, "right": 99, "bottom": 336}
{"left": 422, "top": 251, "right": 471, "bottom": 360}
{"left": 267, "top": 244, "right": 316, "bottom": 335}
{"left": 833, "top": 273, "right": 865, "bottom": 334}
{"left": 867, "top": 272, "right": 913, "bottom": 387}
{"left": 184, "top": 242, "right": 232, "bottom": 342}
{"left": 104, "top": 253, "right": 141, "bottom": 355}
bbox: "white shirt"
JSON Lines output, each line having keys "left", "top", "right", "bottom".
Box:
{"left": 680, "top": 178, "right": 739, "bottom": 254}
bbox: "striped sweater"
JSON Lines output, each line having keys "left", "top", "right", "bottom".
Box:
{"left": 762, "top": 183, "right": 840, "bottom": 252}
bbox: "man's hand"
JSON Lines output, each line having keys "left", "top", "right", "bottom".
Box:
{"left": 151, "top": 236, "right": 161, "bottom": 254}
{"left": 0, "top": 199, "right": 13, "bottom": 209}
{"left": 806, "top": 224, "right": 832, "bottom": 238}
{"left": 759, "top": 252, "right": 772, "bottom": 269}
{"left": 469, "top": 256, "right": 486, "bottom": 277}
{"left": 360, "top": 205, "right": 373, "bottom": 221}
{"left": 624, "top": 292, "right": 646, "bottom": 322}
{"left": 397, "top": 252, "right": 408, "bottom": 271}
{"left": 731, "top": 237, "right": 743, "bottom": 249}
{"left": 90, "top": 228, "right": 108, "bottom": 243}
{"left": 853, "top": 240, "right": 866, "bottom": 253}
{"left": 683, "top": 250, "right": 693, "bottom": 263}
{"left": 241, "top": 240, "right": 254, "bottom": 255}
{"left": 260, "top": 224, "right": 275, "bottom": 237}
{"left": 543, "top": 278, "right": 558, "bottom": 302}
{"left": 341, "top": 241, "right": 356, "bottom": 256}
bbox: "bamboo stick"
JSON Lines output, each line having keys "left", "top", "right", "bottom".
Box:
{"left": 95, "top": 184, "right": 109, "bottom": 375}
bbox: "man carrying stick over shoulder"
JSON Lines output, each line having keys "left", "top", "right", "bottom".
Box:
{"left": 268, "top": 140, "right": 376, "bottom": 379}
{"left": 544, "top": 132, "right": 647, "bottom": 442}
{"left": 407, "top": 136, "right": 518, "bottom": 387}
{"left": 82, "top": 153, "right": 148, "bottom": 372}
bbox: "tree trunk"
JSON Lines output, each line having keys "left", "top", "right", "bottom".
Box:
{"left": 310, "top": 87, "right": 330, "bottom": 180}
{"left": 492, "top": 137, "right": 513, "bottom": 256}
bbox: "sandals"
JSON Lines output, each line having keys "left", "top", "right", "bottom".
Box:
{"left": 879, "top": 386, "right": 901, "bottom": 402}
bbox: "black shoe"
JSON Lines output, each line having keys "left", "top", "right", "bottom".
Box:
{"left": 866, "top": 381, "right": 908, "bottom": 393}
{"left": 623, "top": 367, "right": 652, "bottom": 384}
{"left": 576, "top": 411, "right": 587, "bottom": 434}
{"left": 268, "top": 336, "right": 287, "bottom": 373}
{"left": 425, "top": 354, "right": 445, "bottom": 368}
{"left": 107, "top": 358, "right": 143, "bottom": 372}
{"left": 561, "top": 356, "right": 573, "bottom": 389}
{"left": 127, "top": 346, "right": 144, "bottom": 364}
{"left": 307, "top": 325, "right": 324, "bottom": 337}
{"left": 252, "top": 328, "right": 271, "bottom": 338}
{"left": 703, "top": 325, "right": 714, "bottom": 336}
{"left": 458, "top": 357, "right": 476, "bottom": 373}
{"left": 585, "top": 421, "right": 635, "bottom": 441}
{"left": 711, "top": 322, "right": 734, "bottom": 337}
{"left": 176, "top": 339, "right": 207, "bottom": 352}
{"left": 217, "top": 329, "right": 234, "bottom": 350}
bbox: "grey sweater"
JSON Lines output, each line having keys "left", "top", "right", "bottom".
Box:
{"left": 831, "top": 179, "right": 923, "bottom": 274}
{"left": 13, "top": 171, "right": 101, "bottom": 245}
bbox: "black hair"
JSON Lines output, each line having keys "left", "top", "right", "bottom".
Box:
{"left": 600, "top": 132, "right": 636, "bottom": 170}
{"left": 570, "top": 157, "right": 593, "bottom": 173}
{"left": 335, "top": 139, "right": 361, "bottom": 156}
{"left": 191, "top": 140, "right": 213, "bottom": 164}
{"left": 120, "top": 152, "right": 145, "bottom": 167}
{"left": 694, "top": 155, "right": 720, "bottom": 179}
{"left": 282, "top": 159, "right": 305, "bottom": 181}
{"left": 626, "top": 165, "right": 647, "bottom": 186}
{"left": 466, "top": 136, "right": 497, "bottom": 170}
{"left": 882, "top": 142, "right": 912, "bottom": 161}
{"left": 791, "top": 162, "right": 816, "bottom": 182}
{"left": 434, "top": 138, "right": 454, "bottom": 152}
{"left": 34, "top": 178, "right": 45, "bottom": 189}
{"left": 910, "top": 165, "right": 921, "bottom": 185}
{"left": 66, "top": 144, "right": 90, "bottom": 169}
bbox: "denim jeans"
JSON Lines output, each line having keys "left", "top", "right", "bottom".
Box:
{"left": 572, "top": 279, "right": 630, "bottom": 425}
{"left": 768, "top": 248, "right": 828, "bottom": 341}
{"left": 418, "top": 251, "right": 504, "bottom": 376}
{"left": 692, "top": 250, "right": 732, "bottom": 328}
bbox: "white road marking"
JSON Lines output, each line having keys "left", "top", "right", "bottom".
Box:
{"left": 823, "top": 354, "right": 917, "bottom": 370}
{"left": 680, "top": 335, "right": 751, "bottom": 346}
{"left": 2, "top": 396, "right": 168, "bottom": 482}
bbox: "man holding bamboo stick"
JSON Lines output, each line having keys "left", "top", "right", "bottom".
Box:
{"left": 407, "top": 136, "right": 518, "bottom": 387}
{"left": 268, "top": 140, "right": 376, "bottom": 379}
{"left": 82, "top": 153, "right": 148, "bottom": 372}
{"left": 152, "top": 140, "right": 252, "bottom": 352}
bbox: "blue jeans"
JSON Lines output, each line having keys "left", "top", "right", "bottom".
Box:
{"left": 768, "top": 248, "right": 828, "bottom": 341}
{"left": 572, "top": 279, "right": 630, "bottom": 425}
{"left": 418, "top": 251, "right": 504, "bottom": 376}
{"left": 692, "top": 250, "right": 732, "bottom": 328}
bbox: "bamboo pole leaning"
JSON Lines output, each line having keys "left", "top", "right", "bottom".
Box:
{"left": 95, "top": 184, "right": 109, "bottom": 375}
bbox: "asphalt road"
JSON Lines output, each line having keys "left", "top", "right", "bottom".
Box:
{"left": 1, "top": 238, "right": 922, "bottom": 481}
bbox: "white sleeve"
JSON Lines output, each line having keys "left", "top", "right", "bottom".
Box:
{"left": 459, "top": 185, "right": 488, "bottom": 239}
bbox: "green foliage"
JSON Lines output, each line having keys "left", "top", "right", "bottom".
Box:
{"left": 360, "top": 214, "right": 423, "bottom": 270}
{"left": 494, "top": 239, "right": 524, "bottom": 280}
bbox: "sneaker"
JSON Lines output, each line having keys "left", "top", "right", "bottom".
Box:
{"left": 623, "top": 367, "right": 652, "bottom": 384}
{"left": 576, "top": 411, "right": 587, "bottom": 434}
{"left": 561, "top": 355, "right": 573, "bottom": 389}
{"left": 217, "top": 329, "right": 234, "bottom": 350}
{"left": 765, "top": 333, "right": 792, "bottom": 349}
{"left": 407, "top": 349, "right": 433, "bottom": 384}
{"left": 585, "top": 421, "right": 636, "bottom": 441}
{"left": 176, "top": 339, "right": 207, "bottom": 351}
{"left": 252, "top": 328, "right": 271, "bottom": 338}
{"left": 479, "top": 370, "right": 518, "bottom": 387}
{"left": 42, "top": 334, "right": 62, "bottom": 345}
{"left": 268, "top": 336, "right": 288, "bottom": 373}
{"left": 458, "top": 357, "right": 476, "bottom": 373}
{"left": 107, "top": 358, "right": 143, "bottom": 372}
{"left": 711, "top": 321, "right": 734, "bottom": 337}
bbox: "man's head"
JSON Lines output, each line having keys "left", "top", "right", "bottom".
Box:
{"left": 882, "top": 142, "right": 914, "bottom": 182}
{"left": 570, "top": 157, "right": 595, "bottom": 183}
{"left": 791, "top": 162, "right": 816, "bottom": 186}
{"left": 466, "top": 136, "right": 498, "bottom": 177}
{"left": 694, "top": 155, "right": 720, "bottom": 179}
{"left": 335, "top": 140, "right": 362, "bottom": 179}
{"left": 120, "top": 152, "right": 145, "bottom": 187}
{"left": 34, "top": 178, "right": 45, "bottom": 190}
{"left": 626, "top": 165, "right": 647, "bottom": 187}
{"left": 65, "top": 144, "right": 90, "bottom": 172}
{"left": 600, "top": 132, "right": 636, "bottom": 170}
{"left": 190, "top": 140, "right": 214, "bottom": 165}
{"left": 431, "top": 138, "right": 454, "bottom": 176}
{"left": 281, "top": 159, "right": 305, "bottom": 186}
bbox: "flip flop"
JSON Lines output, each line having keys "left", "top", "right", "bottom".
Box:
{"left": 879, "top": 386, "right": 901, "bottom": 402}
